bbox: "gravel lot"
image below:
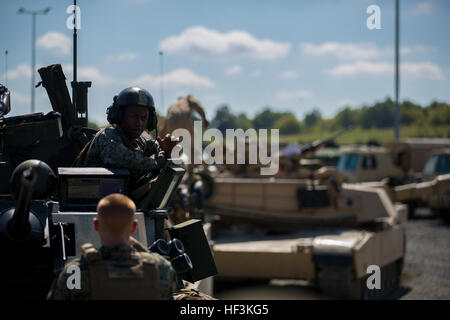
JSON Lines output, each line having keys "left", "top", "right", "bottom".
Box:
{"left": 395, "top": 209, "right": 450, "bottom": 300}
{"left": 215, "top": 209, "right": 450, "bottom": 300}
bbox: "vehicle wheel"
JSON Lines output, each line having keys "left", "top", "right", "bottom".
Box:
{"left": 407, "top": 201, "right": 416, "bottom": 219}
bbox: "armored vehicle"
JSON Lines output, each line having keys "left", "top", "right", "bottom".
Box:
{"left": 337, "top": 146, "right": 405, "bottom": 184}
{"left": 338, "top": 138, "right": 450, "bottom": 184}
{"left": 0, "top": 65, "right": 217, "bottom": 299}
{"left": 392, "top": 149, "right": 450, "bottom": 218}
{"left": 350, "top": 148, "right": 450, "bottom": 219}
{"left": 205, "top": 174, "right": 407, "bottom": 299}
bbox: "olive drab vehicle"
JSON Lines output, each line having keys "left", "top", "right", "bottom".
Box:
{"left": 0, "top": 65, "right": 217, "bottom": 299}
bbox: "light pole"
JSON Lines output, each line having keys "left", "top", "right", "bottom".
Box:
{"left": 159, "top": 50, "right": 165, "bottom": 115}
{"left": 394, "top": 0, "right": 400, "bottom": 140}
{"left": 4, "top": 50, "right": 7, "bottom": 87}
{"left": 17, "top": 6, "right": 51, "bottom": 114}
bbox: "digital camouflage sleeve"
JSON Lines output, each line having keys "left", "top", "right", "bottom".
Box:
{"left": 82, "top": 127, "right": 162, "bottom": 180}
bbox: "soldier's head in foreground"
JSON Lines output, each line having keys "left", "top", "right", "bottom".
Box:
{"left": 94, "top": 193, "right": 137, "bottom": 246}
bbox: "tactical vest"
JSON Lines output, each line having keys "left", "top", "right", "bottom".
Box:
{"left": 81, "top": 243, "right": 163, "bottom": 300}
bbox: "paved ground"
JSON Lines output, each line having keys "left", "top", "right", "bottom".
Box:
{"left": 395, "top": 209, "right": 450, "bottom": 299}
{"left": 214, "top": 209, "right": 450, "bottom": 300}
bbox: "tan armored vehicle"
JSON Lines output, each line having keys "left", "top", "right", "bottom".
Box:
{"left": 350, "top": 148, "right": 450, "bottom": 218}
{"left": 338, "top": 138, "right": 450, "bottom": 184}
{"left": 337, "top": 146, "right": 405, "bottom": 183}
{"left": 392, "top": 148, "right": 450, "bottom": 218}
{"left": 206, "top": 176, "right": 407, "bottom": 299}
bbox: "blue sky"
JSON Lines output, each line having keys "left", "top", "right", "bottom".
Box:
{"left": 1, "top": 0, "right": 450, "bottom": 125}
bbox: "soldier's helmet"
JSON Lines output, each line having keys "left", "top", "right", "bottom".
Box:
{"left": 10, "top": 160, "right": 57, "bottom": 199}
{"left": 116, "top": 87, "right": 155, "bottom": 111}
{"left": 107, "top": 87, "right": 157, "bottom": 131}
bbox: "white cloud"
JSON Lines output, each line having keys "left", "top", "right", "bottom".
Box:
{"left": 61, "top": 65, "right": 213, "bottom": 89}
{"left": 301, "top": 42, "right": 431, "bottom": 61}
{"left": 128, "top": 0, "right": 152, "bottom": 4}
{"left": 336, "top": 99, "right": 356, "bottom": 108}
{"left": 411, "top": 0, "right": 434, "bottom": 15}
{"left": 401, "top": 45, "right": 432, "bottom": 56}
{"left": 301, "top": 42, "right": 386, "bottom": 60}
{"left": 330, "top": 60, "right": 445, "bottom": 80}
{"left": 133, "top": 68, "right": 214, "bottom": 89}
{"left": 276, "top": 90, "right": 312, "bottom": 100}
{"left": 160, "top": 26, "right": 291, "bottom": 60}
{"left": 11, "top": 91, "right": 30, "bottom": 104}
{"left": 279, "top": 71, "right": 299, "bottom": 79}
{"left": 250, "top": 69, "right": 262, "bottom": 77}
{"left": 402, "top": 62, "right": 445, "bottom": 80}
{"left": 330, "top": 61, "right": 393, "bottom": 76}
{"left": 62, "top": 65, "right": 116, "bottom": 86}
{"left": 36, "top": 31, "right": 71, "bottom": 56}
{"left": 106, "top": 52, "right": 138, "bottom": 62}
{"left": 4, "top": 64, "right": 32, "bottom": 80}
{"left": 225, "top": 65, "right": 242, "bottom": 75}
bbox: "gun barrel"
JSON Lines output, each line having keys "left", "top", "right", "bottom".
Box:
{"left": 300, "top": 125, "right": 353, "bottom": 157}
{"left": 8, "top": 168, "right": 37, "bottom": 238}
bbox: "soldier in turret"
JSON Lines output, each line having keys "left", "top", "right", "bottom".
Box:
{"left": 74, "top": 87, "right": 180, "bottom": 186}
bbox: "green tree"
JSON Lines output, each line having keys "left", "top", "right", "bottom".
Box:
{"left": 360, "top": 97, "right": 394, "bottom": 128}
{"left": 211, "top": 105, "right": 236, "bottom": 134}
{"left": 335, "top": 107, "right": 355, "bottom": 128}
{"left": 427, "top": 101, "right": 450, "bottom": 126}
{"left": 400, "top": 100, "right": 424, "bottom": 126}
{"left": 304, "top": 109, "right": 322, "bottom": 127}
{"left": 253, "top": 107, "right": 284, "bottom": 129}
{"left": 273, "top": 113, "right": 301, "bottom": 134}
{"left": 234, "top": 113, "right": 253, "bottom": 130}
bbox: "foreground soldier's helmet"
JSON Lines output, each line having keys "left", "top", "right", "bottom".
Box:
{"left": 10, "top": 160, "right": 57, "bottom": 199}
{"left": 107, "top": 87, "right": 157, "bottom": 131}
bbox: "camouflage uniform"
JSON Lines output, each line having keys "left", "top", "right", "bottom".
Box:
{"left": 79, "top": 125, "right": 162, "bottom": 182}
{"left": 47, "top": 242, "right": 177, "bottom": 300}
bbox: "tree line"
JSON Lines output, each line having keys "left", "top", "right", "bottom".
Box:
{"left": 210, "top": 97, "right": 450, "bottom": 135}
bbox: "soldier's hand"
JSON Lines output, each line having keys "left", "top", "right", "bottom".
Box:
{"left": 156, "top": 150, "right": 167, "bottom": 167}
{"left": 157, "top": 134, "right": 181, "bottom": 155}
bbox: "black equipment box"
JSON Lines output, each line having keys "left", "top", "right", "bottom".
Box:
{"left": 168, "top": 219, "right": 218, "bottom": 283}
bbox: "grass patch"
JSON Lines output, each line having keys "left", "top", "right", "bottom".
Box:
{"left": 279, "top": 125, "right": 450, "bottom": 145}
